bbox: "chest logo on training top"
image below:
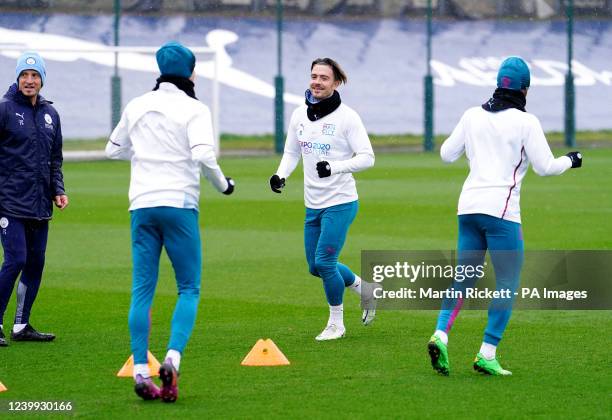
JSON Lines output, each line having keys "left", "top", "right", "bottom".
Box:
{"left": 322, "top": 123, "right": 336, "bottom": 136}
{"left": 15, "top": 112, "right": 24, "bottom": 126}
{"left": 44, "top": 113, "right": 54, "bottom": 130}
{"left": 0, "top": 217, "right": 8, "bottom": 229}
{"left": 296, "top": 123, "right": 331, "bottom": 156}
{"left": 299, "top": 140, "right": 331, "bottom": 157}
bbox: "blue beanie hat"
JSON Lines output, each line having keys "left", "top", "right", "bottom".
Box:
{"left": 16, "top": 51, "right": 46, "bottom": 86}
{"left": 156, "top": 41, "right": 196, "bottom": 79}
{"left": 497, "top": 56, "right": 530, "bottom": 91}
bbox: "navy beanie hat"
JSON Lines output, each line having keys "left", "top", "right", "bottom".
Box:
{"left": 156, "top": 41, "right": 196, "bottom": 79}
{"left": 497, "top": 56, "right": 530, "bottom": 91}
{"left": 16, "top": 51, "right": 46, "bottom": 86}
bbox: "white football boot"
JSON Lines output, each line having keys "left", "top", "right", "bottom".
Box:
{"left": 315, "top": 324, "right": 346, "bottom": 341}
{"left": 361, "top": 281, "right": 379, "bottom": 326}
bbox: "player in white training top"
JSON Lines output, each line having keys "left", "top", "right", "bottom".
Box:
{"left": 106, "top": 42, "right": 235, "bottom": 402}
{"left": 270, "top": 58, "right": 377, "bottom": 341}
{"left": 427, "top": 56, "right": 583, "bottom": 376}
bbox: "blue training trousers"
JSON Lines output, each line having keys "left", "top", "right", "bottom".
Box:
{"left": 436, "top": 213, "right": 524, "bottom": 346}
{"left": 304, "top": 201, "right": 359, "bottom": 306}
{"left": 129, "top": 207, "right": 201, "bottom": 365}
{"left": 0, "top": 216, "right": 48, "bottom": 326}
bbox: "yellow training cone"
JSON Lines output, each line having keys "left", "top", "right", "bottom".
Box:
{"left": 117, "top": 351, "right": 161, "bottom": 377}
{"left": 0, "top": 381, "right": 6, "bottom": 392}
{"left": 241, "top": 339, "right": 290, "bottom": 366}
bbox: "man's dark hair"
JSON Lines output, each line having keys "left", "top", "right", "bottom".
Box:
{"left": 311, "top": 58, "right": 348, "bottom": 84}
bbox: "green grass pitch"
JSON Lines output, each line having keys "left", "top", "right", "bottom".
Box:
{"left": 0, "top": 149, "right": 610, "bottom": 418}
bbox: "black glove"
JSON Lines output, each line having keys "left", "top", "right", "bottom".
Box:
{"left": 316, "top": 161, "right": 332, "bottom": 178}
{"left": 269, "top": 174, "right": 285, "bottom": 193}
{"left": 566, "top": 151, "right": 582, "bottom": 168}
{"left": 223, "top": 177, "right": 235, "bottom": 195}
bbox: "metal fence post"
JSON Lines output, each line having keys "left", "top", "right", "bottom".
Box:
{"left": 274, "top": 0, "right": 285, "bottom": 154}
{"left": 111, "top": 0, "right": 122, "bottom": 130}
{"left": 565, "top": 0, "right": 576, "bottom": 147}
{"left": 423, "top": 0, "right": 434, "bottom": 152}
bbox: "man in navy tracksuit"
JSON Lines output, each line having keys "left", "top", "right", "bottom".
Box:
{"left": 0, "top": 52, "right": 68, "bottom": 347}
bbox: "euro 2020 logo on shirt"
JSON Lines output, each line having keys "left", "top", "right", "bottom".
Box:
{"left": 299, "top": 140, "right": 331, "bottom": 157}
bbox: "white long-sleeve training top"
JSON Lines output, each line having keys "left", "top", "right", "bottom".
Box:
{"left": 441, "top": 106, "right": 572, "bottom": 224}
{"left": 276, "top": 103, "right": 375, "bottom": 209}
{"left": 105, "top": 82, "right": 228, "bottom": 211}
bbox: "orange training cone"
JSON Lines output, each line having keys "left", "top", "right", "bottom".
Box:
{"left": 117, "top": 351, "right": 161, "bottom": 377}
{"left": 241, "top": 339, "right": 290, "bottom": 366}
{"left": 0, "top": 381, "right": 6, "bottom": 392}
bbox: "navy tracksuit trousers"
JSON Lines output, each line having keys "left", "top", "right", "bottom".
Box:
{"left": 0, "top": 216, "right": 48, "bottom": 326}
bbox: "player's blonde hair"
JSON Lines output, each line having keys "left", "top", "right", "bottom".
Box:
{"left": 311, "top": 58, "right": 348, "bottom": 84}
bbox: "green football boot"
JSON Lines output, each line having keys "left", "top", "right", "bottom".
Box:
{"left": 427, "top": 335, "right": 450, "bottom": 376}
{"left": 473, "top": 353, "right": 512, "bottom": 376}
